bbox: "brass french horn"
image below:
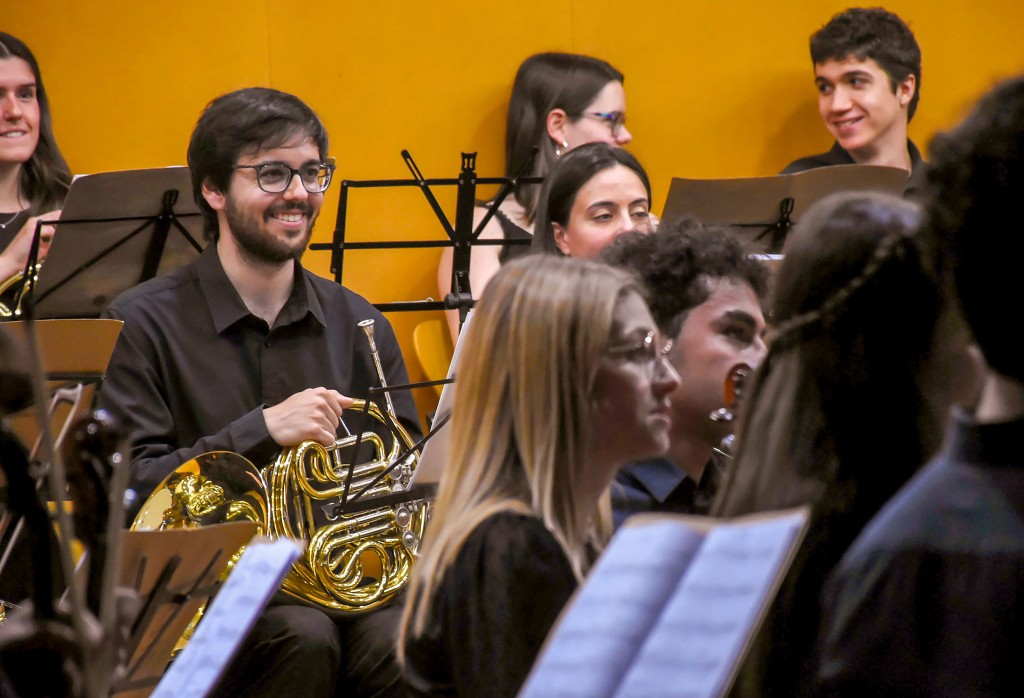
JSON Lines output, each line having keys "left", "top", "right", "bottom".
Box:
{"left": 131, "top": 319, "right": 429, "bottom": 615}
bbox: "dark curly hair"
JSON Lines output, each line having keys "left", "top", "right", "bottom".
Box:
{"left": 810, "top": 7, "right": 922, "bottom": 121}
{"left": 600, "top": 216, "right": 768, "bottom": 336}
{"left": 925, "top": 75, "right": 1024, "bottom": 383}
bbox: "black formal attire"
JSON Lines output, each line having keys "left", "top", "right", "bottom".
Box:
{"left": 98, "top": 244, "right": 420, "bottom": 698}
{"left": 494, "top": 208, "right": 532, "bottom": 265}
{"left": 0, "top": 211, "right": 29, "bottom": 253}
{"left": 781, "top": 140, "right": 927, "bottom": 199}
{"left": 611, "top": 456, "right": 721, "bottom": 529}
{"left": 817, "top": 409, "right": 1024, "bottom": 696}
{"left": 402, "top": 511, "right": 578, "bottom": 698}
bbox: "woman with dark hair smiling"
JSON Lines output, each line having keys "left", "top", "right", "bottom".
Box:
{"left": 0, "top": 32, "right": 70, "bottom": 289}
{"left": 533, "top": 141, "right": 653, "bottom": 258}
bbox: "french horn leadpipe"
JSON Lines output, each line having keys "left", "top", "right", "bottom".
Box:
{"left": 358, "top": 319, "right": 396, "bottom": 418}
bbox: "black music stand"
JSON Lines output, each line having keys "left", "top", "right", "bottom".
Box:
{"left": 310, "top": 149, "right": 540, "bottom": 331}
{"left": 21, "top": 166, "right": 204, "bottom": 320}
{"left": 660, "top": 164, "right": 910, "bottom": 255}
{"left": 308, "top": 151, "right": 539, "bottom": 516}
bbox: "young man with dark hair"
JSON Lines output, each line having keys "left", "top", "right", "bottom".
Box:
{"left": 601, "top": 219, "right": 768, "bottom": 524}
{"left": 783, "top": 7, "right": 926, "bottom": 197}
{"left": 817, "top": 75, "right": 1024, "bottom": 695}
{"left": 98, "top": 87, "right": 419, "bottom": 697}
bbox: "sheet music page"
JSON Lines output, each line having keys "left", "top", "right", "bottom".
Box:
{"left": 612, "top": 511, "right": 807, "bottom": 698}
{"left": 518, "top": 521, "right": 706, "bottom": 698}
{"left": 149, "top": 537, "right": 301, "bottom": 698}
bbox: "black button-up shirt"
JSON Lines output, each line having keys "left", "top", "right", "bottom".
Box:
{"left": 781, "top": 139, "right": 927, "bottom": 199}
{"left": 98, "top": 245, "right": 421, "bottom": 510}
{"left": 611, "top": 456, "right": 722, "bottom": 529}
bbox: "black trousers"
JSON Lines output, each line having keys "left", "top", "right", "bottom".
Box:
{"left": 212, "top": 598, "right": 404, "bottom": 698}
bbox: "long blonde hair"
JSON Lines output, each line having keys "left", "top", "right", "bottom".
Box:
{"left": 399, "top": 255, "right": 641, "bottom": 651}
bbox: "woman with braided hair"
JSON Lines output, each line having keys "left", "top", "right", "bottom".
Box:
{"left": 710, "top": 191, "right": 980, "bottom": 696}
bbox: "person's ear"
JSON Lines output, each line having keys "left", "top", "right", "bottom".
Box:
{"left": 897, "top": 74, "right": 916, "bottom": 109}
{"left": 202, "top": 179, "right": 227, "bottom": 212}
{"left": 546, "top": 108, "right": 569, "bottom": 146}
{"left": 552, "top": 222, "right": 571, "bottom": 256}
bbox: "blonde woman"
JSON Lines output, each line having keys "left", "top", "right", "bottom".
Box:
{"left": 400, "top": 255, "right": 680, "bottom": 697}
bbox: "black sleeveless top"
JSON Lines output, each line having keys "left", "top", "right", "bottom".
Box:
{"left": 0, "top": 210, "right": 30, "bottom": 252}
{"left": 494, "top": 209, "right": 533, "bottom": 265}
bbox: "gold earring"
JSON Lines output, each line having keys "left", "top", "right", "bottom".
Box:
{"left": 555, "top": 140, "right": 569, "bottom": 158}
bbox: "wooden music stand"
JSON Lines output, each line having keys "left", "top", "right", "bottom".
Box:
{"left": 1, "top": 318, "right": 123, "bottom": 449}
{"left": 23, "top": 166, "right": 203, "bottom": 320}
{"left": 111, "top": 522, "right": 259, "bottom": 698}
{"left": 660, "top": 164, "right": 910, "bottom": 255}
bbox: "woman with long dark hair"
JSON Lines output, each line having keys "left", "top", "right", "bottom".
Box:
{"left": 712, "top": 191, "right": 978, "bottom": 696}
{"left": 0, "top": 32, "right": 70, "bottom": 285}
{"left": 437, "top": 52, "right": 630, "bottom": 338}
{"left": 533, "top": 141, "right": 652, "bottom": 258}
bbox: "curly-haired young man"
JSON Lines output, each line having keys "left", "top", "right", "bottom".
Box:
{"left": 602, "top": 218, "right": 768, "bottom": 525}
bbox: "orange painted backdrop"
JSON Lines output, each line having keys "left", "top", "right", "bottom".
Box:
{"left": 5, "top": 1, "right": 1024, "bottom": 424}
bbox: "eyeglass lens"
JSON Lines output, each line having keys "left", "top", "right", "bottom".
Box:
{"left": 591, "top": 111, "right": 626, "bottom": 134}
{"left": 256, "top": 163, "right": 332, "bottom": 193}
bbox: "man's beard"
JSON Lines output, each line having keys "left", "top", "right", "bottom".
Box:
{"left": 225, "top": 198, "right": 317, "bottom": 266}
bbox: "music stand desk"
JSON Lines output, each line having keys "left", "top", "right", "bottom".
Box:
{"left": 27, "top": 166, "right": 203, "bottom": 320}
{"left": 113, "top": 521, "right": 260, "bottom": 698}
{"left": 2, "top": 318, "right": 122, "bottom": 450}
{"left": 661, "top": 164, "right": 910, "bottom": 254}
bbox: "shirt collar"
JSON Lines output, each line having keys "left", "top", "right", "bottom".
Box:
{"left": 949, "top": 405, "right": 1024, "bottom": 469}
{"left": 621, "top": 458, "right": 692, "bottom": 503}
{"left": 829, "top": 139, "right": 925, "bottom": 195}
{"left": 196, "top": 244, "right": 327, "bottom": 333}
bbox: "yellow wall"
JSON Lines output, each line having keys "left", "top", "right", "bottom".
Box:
{"left": 5, "top": 1, "right": 1024, "bottom": 424}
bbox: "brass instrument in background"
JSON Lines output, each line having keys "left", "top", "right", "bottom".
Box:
{"left": 0, "top": 263, "right": 40, "bottom": 318}
{"left": 709, "top": 363, "right": 752, "bottom": 459}
{"left": 131, "top": 318, "right": 430, "bottom": 615}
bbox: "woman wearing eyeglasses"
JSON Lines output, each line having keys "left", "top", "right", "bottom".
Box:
{"left": 437, "top": 52, "right": 631, "bottom": 340}
{"left": 399, "top": 254, "right": 679, "bottom": 698}
{"left": 533, "top": 142, "right": 653, "bottom": 259}
{"left": 0, "top": 33, "right": 70, "bottom": 304}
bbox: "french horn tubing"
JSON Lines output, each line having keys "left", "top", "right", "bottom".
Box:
{"left": 131, "top": 318, "right": 430, "bottom": 615}
{"left": 0, "top": 263, "right": 41, "bottom": 319}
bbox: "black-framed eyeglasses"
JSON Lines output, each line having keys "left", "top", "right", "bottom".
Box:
{"left": 585, "top": 111, "right": 627, "bottom": 136}
{"left": 607, "top": 330, "right": 673, "bottom": 370}
{"left": 234, "top": 158, "right": 336, "bottom": 194}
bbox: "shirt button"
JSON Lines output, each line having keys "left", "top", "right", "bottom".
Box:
{"left": 265, "top": 339, "right": 272, "bottom": 348}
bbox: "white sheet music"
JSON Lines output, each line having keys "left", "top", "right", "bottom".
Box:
{"left": 518, "top": 509, "right": 809, "bottom": 698}
{"left": 614, "top": 513, "right": 805, "bottom": 698}
{"left": 150, "top": 537, "right": 300, "bottom": 698}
